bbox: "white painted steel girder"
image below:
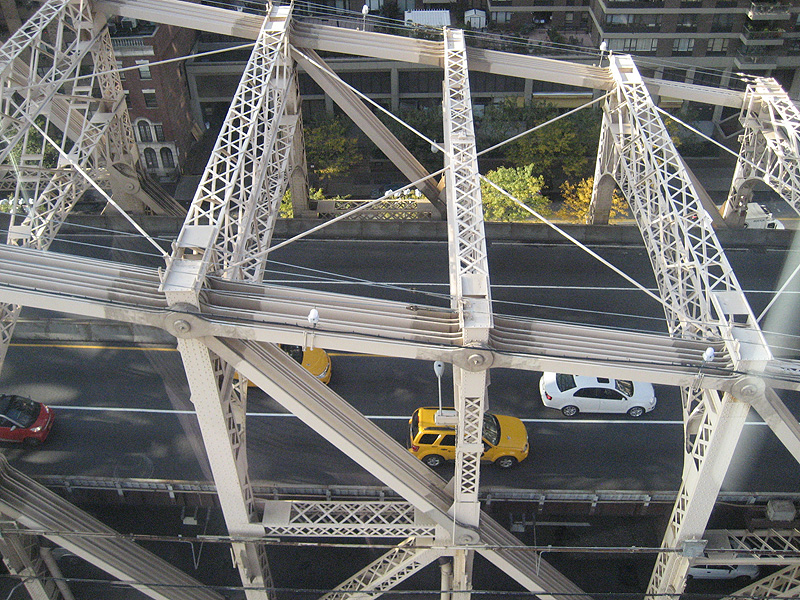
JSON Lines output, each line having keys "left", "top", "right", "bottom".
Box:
{"left": 158, "top": 9, "right": 297, "bottom": 597}
{"left": 648, "top": 390, "right": 750, "bottom": 595}
{"left": 3, "top": 244, "right": 795, "bottom": 394}
{"left": 0, "top": 456, "right": 224, "bottom": 600}
{"left": 161, "top": 3, "right": 293, "bottom": 299}
{"left": 442, "top": 29, "right": 490, "bottom": 552}
{"left": 208, "top": 336, "right": 587, "bottom": 597}
{"left": 724, "top": 77, "right": 800, "bottom": 226}
{"left": 696, "top": 529, "right": 800, "bottom": 565}
{"left": 599, "top": 55, "right": 770, "bottom": 367}
{"left": 722, "top": 564, "right": 800, "bottom": 599}
{"left": 290, "top": 47, "right": 443, "bottom": 212}
{"left": 0, "top": 0, "right": 141, "bottom": 367}
{"left": 0, "top": 531, "right": 62, "bottom": 600}
{"left": 319, "top": 538, "right": 445, "bottom": 600}
{"left": 595, "top": 55, "right": 775, "bottom": 598}
{"left": 261, "top": 500, "right": 436, "bottom": 538}
{"left": 100, "top": 0, "right": 747, "bottom": 112}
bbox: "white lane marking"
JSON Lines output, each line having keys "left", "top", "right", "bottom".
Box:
{"left": 50, "top": 406, "right": 770, "bottom": 426}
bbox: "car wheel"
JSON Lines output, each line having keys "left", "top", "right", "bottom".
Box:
{"left": 627, "top": 406, "right": 645, "bottom": 418}
{"left": 23, "top": 437, "right": 41, "bottom": 448}
{"left": 422, "top": 454, "right": 444, "bottom": 468}
{"left": 495, "top": 456, "right": 517, "bottom": 469}
{"left": 561, "top": 405, "right": 579, "bottom": 417}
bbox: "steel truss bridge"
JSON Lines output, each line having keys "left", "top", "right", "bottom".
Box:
{"left": 1, "top": 0, "right": 800, "bottom": 598}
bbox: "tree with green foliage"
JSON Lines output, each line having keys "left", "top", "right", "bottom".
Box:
{"left": 481, "top": 164, "right": 549, "bottom": 221}
{"left": 280, "top": 187, "right": 349, "bottom": 218}
{"left": 477, "top": 98, "right": 602, "bottom": 194}
{"left": 304, "top": 116, "right": 362, "bottom": 181}
{"left": 558, "top": 177, "right": 629, "bottom": 222}
{"left": 376, "top": 105, "right": 444, "bottom": 172}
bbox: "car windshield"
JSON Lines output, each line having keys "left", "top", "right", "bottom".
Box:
{"left": 0, "top": 395, "right": 39, "bottom": 428}
{"left": 615, "top": 380, "right": 634, "bottom": 397}
{"left": 482, "top": 414, "right": 501, "bottom": 446}
{"left": 555, "top": 373, "right": 576, "bottom": 392}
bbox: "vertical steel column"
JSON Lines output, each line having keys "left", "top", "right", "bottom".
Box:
{"left": 159, "top": 5, "right": 299, "bottom": 598}
{"left": 597, "top": 55, "right": 772, "bottom": 596}
{"left": 442, "top": 28, "right": 493, "bottom": 597}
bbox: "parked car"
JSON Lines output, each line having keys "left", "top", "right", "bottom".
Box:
{"left": 539, "top": 373, "right": 656, "bottom": 417}
{"left": 0, "top": 394, "right": 54, "bottom": 446}
{"left": 408, "top": 407, "right": 529, "bottom": 468}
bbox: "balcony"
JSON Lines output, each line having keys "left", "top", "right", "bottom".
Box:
{"left": 605, "top": 0, "right": 664, "bottom": 7}
{"left": 747, "top": 2, "right": 791, "bottom": 20}
{"left": 734, "top": 48, "right": 779, "bottom": 69}
{"left": 740, "top": 24, "right": 787, "bottom": 45}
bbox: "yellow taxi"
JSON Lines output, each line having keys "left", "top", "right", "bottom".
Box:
{"left": 237, "top": 344, "right": 332, "bottom": 385}
{"left": 281, "top": 344, "right": 332, "bottom": 384}
{"left": 408, "top": 407, "right": 529, "bottom": 468}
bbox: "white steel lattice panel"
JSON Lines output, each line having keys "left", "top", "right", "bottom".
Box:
{"left": 442, "top": 30, "right": 491, "bottom": 544}
{"left": 726, "top": 78, "right": 800, "bottom": 223}
{"left": 595, "top": 56, "right": 770, "bottom": 599}
{"left": 320, "top": 539, "right": 443, "bottom": 600}
{"left": 722, "top": 564, "right": 800, "bottom": 599}
{"left": 262, "top": 501, "right": 436, "bottom": 537}
{"left": 165, "top": 3, "right": 293, "bottom": 292}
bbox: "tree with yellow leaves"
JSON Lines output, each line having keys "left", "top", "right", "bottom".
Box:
{"left": 558, "top": 177, "right": 629, "bottom": 222}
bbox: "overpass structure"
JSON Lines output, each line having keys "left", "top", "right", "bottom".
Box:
{"left": 0, "top": 1, "right": 800, "bottom": 599}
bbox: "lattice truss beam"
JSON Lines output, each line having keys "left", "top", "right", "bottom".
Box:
{"left": 591, "top": 55, "right": 793, "bottom": 598}
{"left": 723, "top": 564, "right": 800, "bottom": 600}
{"left": 3, "top": 3, "right": 800, "bottom": 600}
{"left": 0, "top": 0, "right": 142, "bottom": 366}
{"left": 158, "top": 4, "right": 301, "bottom": 600}
{"left": 723, "top": 77, "right": 800, "bottom": 227}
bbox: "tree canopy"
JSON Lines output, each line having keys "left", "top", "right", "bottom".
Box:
{"left": 480, "top": 164, "right": 549, "bottom": 221}
{"left": 558, "top": 177, "right": 629, "bottom": 222}
{"left": 304, "top": 116, "right": 362, "bottom": 181}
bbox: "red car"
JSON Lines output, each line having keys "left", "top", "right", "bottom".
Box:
{"left": 0, "top": 394, "right": 54, "bottom": 446}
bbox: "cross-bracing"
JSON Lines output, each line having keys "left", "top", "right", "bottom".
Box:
{"left": 0, "top": 1, "right": 799, "bottom": 599}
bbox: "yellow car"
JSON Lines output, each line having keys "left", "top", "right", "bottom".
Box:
{"left": 280, "top": 344, "right": 332, "bottom": 384}
{"left": 408, "top": 407, "right": 529, "bottom": 469}
{"left": 237, "top": 344, "right": 332, "bottom": 386}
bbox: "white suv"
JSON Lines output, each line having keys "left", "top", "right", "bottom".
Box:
{"left": 539, "top": 373, "right": 656, "bottom": 418}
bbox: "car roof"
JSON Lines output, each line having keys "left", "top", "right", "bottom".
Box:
{"left": 570, "top": 375, "right": 625, "bottom": 387}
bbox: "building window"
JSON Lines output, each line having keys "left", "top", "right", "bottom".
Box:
{"left": 672, "top": 38, "right": 695, "bottom": 54}
{"left": 136, "top": 60, "right": 152, "bottom": 80}
{"left": 676, "top": 14, "right": 697, "bottom": 30}
{"left": 137, "top": 121, "right": 153, "bottom": 142}
{"left": 116, "top": 61, "right": 125, "bottom": 80}
{"left": 160, "top": 148, "right": 175, "bottom": 169}
{"left": 706, "top": 38, "right": 729, "bottom": 55}
{"left": 711, "top": 12, "right": 735, "bottom": 32}
{"left": 607, "top": 38, "right": 658, "bottom": 53}
{"left": 143, "top": 91, "right": 158, "bottom": 108}
{"left": 606, "top": 13, "right": 661, "bottom": 28}
{"left": 143, "top": 148, "right": 158, "bottom": 169}
{"left": 124, "top": 91, "right": 131, "bottom": 109}
{"left": 493, "top": 11, "right": 512, "bottom": 24}
{"left": 154, "top": 124, "right": 165, "bottom": 142}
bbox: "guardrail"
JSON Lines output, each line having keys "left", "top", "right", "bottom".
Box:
{"left": 34, "top": 474, "right": 800, "bottom": 514}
